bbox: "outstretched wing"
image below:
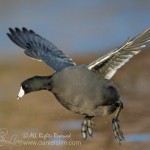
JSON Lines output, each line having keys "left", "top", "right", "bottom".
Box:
{"left": 7, "top": 27, "right": 76, "bottom": 71}
{"left": 88, "top": 27, "right": 150, "bottom": 79}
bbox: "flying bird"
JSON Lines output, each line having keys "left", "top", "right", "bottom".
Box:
{"left": 7, "top": 27, "right": 150, "bottom": 144}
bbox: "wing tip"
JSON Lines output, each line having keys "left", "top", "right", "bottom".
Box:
{"left": 8, "top": 27, "right": 15, "bottom": 34}
{"left": 8, "top": 27, "right": 35, "bottom": 35}
{"left": 15, "top": 27, "right": 21, "bottom": 33}
{"left": 6, "top": 33, "right": 11, "bottom": 38}
{"left": 22, "top": 27, "right": 28, "bottom": 32}
{"left": 8, "top": 27, "right": 22, "bottom": 35}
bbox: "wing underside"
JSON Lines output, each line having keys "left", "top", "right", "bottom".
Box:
{"left": 88, "top": 27, "right": 150, "bottom": 79}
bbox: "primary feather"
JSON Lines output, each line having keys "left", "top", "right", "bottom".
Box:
{"left": 88, "top": 27, "right": 150, "bottom": 79}
{"left": 7, "top": 27, "right": 76, "bottom": 71}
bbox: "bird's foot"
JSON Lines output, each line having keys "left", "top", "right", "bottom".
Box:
{"left": 112, "top": 100, "right": 125, "bottom": 144}
{"left": 81, "top": 116, "right": 95, "bottom": 140}
{"left": 112, "top": 118, "right": 125, "bottom": 144}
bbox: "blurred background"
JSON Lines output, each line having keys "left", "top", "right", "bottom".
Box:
{"left": 0, "top": 0, "right": 150, "bottom": 150}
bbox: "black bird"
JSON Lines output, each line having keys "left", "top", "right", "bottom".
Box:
{"left": 7, "top": 27, "right": 150, "bottom": 144}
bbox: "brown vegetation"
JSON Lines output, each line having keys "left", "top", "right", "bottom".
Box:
{"left": 0, "top": 49, "right": 150, "bottom": 150}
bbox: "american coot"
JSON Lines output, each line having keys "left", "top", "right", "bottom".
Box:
{"left": 7, "top": 27, "right": 150, "bottom": 144}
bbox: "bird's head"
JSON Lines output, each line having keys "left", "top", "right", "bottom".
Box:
{"left": 17, "top": 77, "right": 36, "bottom": 100}
{"left": 17, "top": 76, "right": 51, "bottom": 100}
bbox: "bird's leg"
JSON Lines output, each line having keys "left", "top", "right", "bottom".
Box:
{"left": 112, "top": 100, "right": 125, "bottom": 144}
{"left": 81, "top": 116, "right": 95, "bottom": 140}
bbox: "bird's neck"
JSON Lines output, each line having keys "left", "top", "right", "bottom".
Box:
{"left": 33, "top": 75, "right": 52, "bottom": 91}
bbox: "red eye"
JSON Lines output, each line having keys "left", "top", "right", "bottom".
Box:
{"left": 25, "top": 84, "right": 28, "bottom": 88}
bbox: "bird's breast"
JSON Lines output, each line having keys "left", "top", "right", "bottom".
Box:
{"left": 50, "top": 65, "right": 119, "bottom": 115}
